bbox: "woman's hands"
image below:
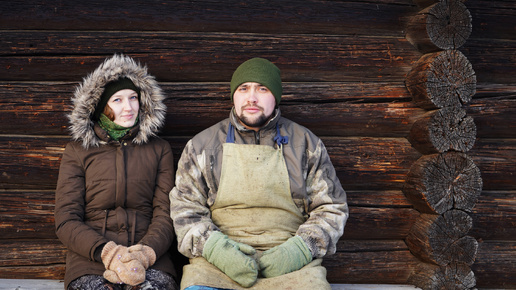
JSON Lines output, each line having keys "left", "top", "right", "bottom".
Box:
{"left": 100, "top": 241, "right": 157, "bottom": 286}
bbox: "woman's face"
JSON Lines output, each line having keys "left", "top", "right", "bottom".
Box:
{"left": 106, "top": 89, "right": 140, "bottom": 127}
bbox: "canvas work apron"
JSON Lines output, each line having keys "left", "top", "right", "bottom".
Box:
{"left": 180, "top": 123, "right": 330, "bottom": 290}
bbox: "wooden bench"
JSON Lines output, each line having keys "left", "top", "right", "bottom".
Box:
{"left": 0, "top": 279, "right": 423, "bottom": 290}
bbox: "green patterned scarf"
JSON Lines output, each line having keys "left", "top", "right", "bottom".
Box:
{"left": 98, "top": 113, "right": 138, "bottom": 141}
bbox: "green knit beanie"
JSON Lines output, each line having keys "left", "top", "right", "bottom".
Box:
{"left": 94, "top": 77, "right": 140, "bottom": 120}
{"left": 230, "top": 58, "right": 282, "bottom": 106}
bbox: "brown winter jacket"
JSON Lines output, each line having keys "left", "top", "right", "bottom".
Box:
{"left": 54, "top": 55, "right": 176, "bottom": 288}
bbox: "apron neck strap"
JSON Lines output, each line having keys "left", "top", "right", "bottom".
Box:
{"left": 226, "top": 122, "right": 289, "bottom": 146}
{"left": 226, "top": 122, "right": 236, "bottom": 143}
{"left": 274, "top": 123, "right": 289, "bottom": 146}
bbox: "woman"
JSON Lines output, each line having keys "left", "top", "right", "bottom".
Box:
{"left": 55, "top": 54, "right": 178, "bottom": 289}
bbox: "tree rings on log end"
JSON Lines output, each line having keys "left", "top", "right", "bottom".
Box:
{"left": 406, "top": 50, "right": 476, "bottom": 110}
{"left": 408, "top": 262, "right": 476, "bottom": 289}
{"left": 403, "top": 151, "right": 482, "bottom": 214}
{"left": 406, "top": 210, "right": 478, "bottom": 266}
{"left": 408, "top": 107, "right": 476, "bottom": 154}
{"left": 406, "top": 0, "right": 472, "bottom": 53}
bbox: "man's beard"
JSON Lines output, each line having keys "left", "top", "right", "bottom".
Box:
{"left": 237, "top": 106, "right": 272, "bottom": 129}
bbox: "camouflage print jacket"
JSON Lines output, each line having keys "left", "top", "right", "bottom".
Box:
{"left": 170, "top": 108, "right": 348, "bottom": 259}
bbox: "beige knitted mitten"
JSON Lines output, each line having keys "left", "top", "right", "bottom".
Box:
{"left": 101, "top": 241, "right": 146, "bottom": 286}
{"left": 125, "top": 244, "right": 157, "bottom": 269}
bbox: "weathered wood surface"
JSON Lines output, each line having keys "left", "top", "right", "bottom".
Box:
{"left": 408, "top": 262, "right": 476, "bottom": 290}
{"left": 468, "top": 138, "right": 516, "bottom": 191}
{"left": 0, "top": 0, "right": 417, "bottom": 36}
{"left": 1, "top": 0, "right": 513, "bottom": 42}
{"left": 406, "top": 50, "right": 476, "bottom": 109}
{"left": 324, "top": 240, "right": 420, "bottom": 284}
{"left": 472, "top": 241, "right": 516, "bottom": 289}
{"left": 6, "top": 240, "right": 510, "bottom": 287}
{"left": 406, "top": 0, "right": 472, "bottom": 53}
{"left": 406, "top": 210, "right": 477, "bottom": 266}
{"left": 0, "top": 33, "right": 418, "bottom": 82}
{"left": 0, "top": 81, "right": 423, "bottom": 138}
{"left": 1, "top": 82, "right": 514, "bottom": 138}
{"left": 0, "top": 189, "right": 417, "bottom": 241}
{"left": 1, "top": 136, "right": 513, "bottom": 192}
{"left": 466, "top": 84, "right": 516, "bottom": 139}
{"left": 408, "top": 107, "right": 476, "bottom": 154}
{"left": 0, "top": 136, "right": 422, "bottom": 191}
{"left": 403, "top": 152, "right": 483, "bottom": 214}
{"left": 0, "top": 0, "right": 514, "bottom": 287}
{"left": 1, "top": 37, "right": 513, "bottom": 85}
{"left": 0, "top": 239, "right": 420, "bottom": 284}
{"left": 469, "top": 191, "right": 516, "bottom": 241}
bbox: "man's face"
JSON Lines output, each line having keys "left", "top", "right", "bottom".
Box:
{"left": 233, "top": 82, "right": 276, "bottom": 131}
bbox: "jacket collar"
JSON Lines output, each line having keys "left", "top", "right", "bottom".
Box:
{"left": 93, "top": 122, "right": 140, "bottom": 144}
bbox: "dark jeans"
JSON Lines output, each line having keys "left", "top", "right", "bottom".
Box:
{"left": 68, "top": 269, "right": 178, "bottom": 290}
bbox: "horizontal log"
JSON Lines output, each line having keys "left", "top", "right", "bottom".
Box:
{"left": 1, "top": 239, "right": 512, "bottom": 287}
{"left": 0, "top": 81, "right": 422, "bottom": 138}
{"left": 0, "top": 191, "right": 57, "bottom": 239}
{"left": 470, "top": 191, "right": 516, "bottom": 240}
{"left": 405, "top": 50, "right": 476, "bottom": 109}
{"left": 406, "top": 210, "right": 477, "bottom": 266}
{"left": 1, "top": 0, "right": 512, "bottom": 42}
{"left": 345, "top": 207, "right": 419, "bottom": 240}
{"left": 0, "top": 239, "right": 417, "bottom": 283}
{"left": 1, "top": 135, "right": 513, "bottom": 192}
{"left": 0, "top": 189, "right": 417, "bottom": 240}
{"left": 0, "top": 32, "right": 418, "bottom": 82}
{"left": 1, "top": 82, "right": 513, "bottom": 138}
{"left": 461, "top": 38, "right": 516, "bottom": 84}
{"left": 469, "top": 138, "right": 516, "bottom": 191}
{"left": 323, "top": 240, "right": 420, "bottom": 284}
{"left": 0, "top": 136, "right": 422, "bottom": 191}
{"left": 0, "top": 240, "right": 65, "bottom": 279}
{"left": 0, "top": 239, "right": 65, "bottom": 267}
{"left": 405, "top": 0, "right": 472, "bottom": 53}
{"left": 3, "top": 189, "right": 512, "bottom": 241}
{"left": 472, "top": 241, "right": 516, "bottom": 288}
{"left": 467, "top": 0, "right": 516, "bottom": 41}
{"left": 408, "top": 107, "right": 476, "bottom": 154}
{"left": 403, "top": 152, "right": 483, "bottom": 214}
{"left": 408, "top": 262, "right": 476, "bottom": 289}
{"left": 0, "top": 265, "right": 65, "bottom": 280}
{"left": 467, "top": 84, "right": 516, "bottom": 139}
{"left": 0, "top": 0, "right": 415, "bottom": 36}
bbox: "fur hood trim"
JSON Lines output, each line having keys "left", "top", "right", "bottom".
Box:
{"left": 68, "top": 54, "right": 166, "bottom": 148}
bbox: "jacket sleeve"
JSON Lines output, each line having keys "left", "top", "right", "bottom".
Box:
{"left": 139, "top": 140, "right": 176, "bottom": 259}
{"left": 169, "top": 140, "right": 219, "bottom": 258}
{"left": 54, "top": 142, "right": 108, "bottom": 261}
{"left": 296, "top": 138, "right": 349, "bottom": 258}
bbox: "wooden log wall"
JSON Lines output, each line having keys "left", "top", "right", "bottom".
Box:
{"left": 0, "top": 0, "right": 514, "bottom": 288}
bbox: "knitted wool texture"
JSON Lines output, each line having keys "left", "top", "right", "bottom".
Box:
{"left": 230, "top": 57, "right": 282, "bottom": 105}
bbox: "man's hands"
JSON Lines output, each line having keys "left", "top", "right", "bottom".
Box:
{"left": 202, "top": 231, "right": 258, "bottom": 287}
{"left": 101, "top": 241, "right": 157, "bottom": 286}
{"left": 202, "top": 232, "right": 313, "bottom": 287}
{"left": 258, "top": 236, "right": 312, "bottom": 278}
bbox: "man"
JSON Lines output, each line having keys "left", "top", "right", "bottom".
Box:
{"left": 170, "top": 57, "right": 348, "bottom": 289}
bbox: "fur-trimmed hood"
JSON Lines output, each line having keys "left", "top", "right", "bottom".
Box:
{"left": 68, "top": 54, "right": 166, "bottom": 148}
